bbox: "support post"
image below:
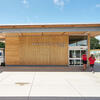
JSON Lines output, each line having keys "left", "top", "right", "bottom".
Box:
{"left": 88, "top": 33, "right": 90, "bottom": 64}
{"left": 66, "top": 33, "right": 69, "bottom": 66}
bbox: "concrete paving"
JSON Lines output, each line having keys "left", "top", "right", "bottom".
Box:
{"left": 0, "top": 72, "right": 100, "bottom": 99}
{"left": 0, "top": 64, "right": 100, "bottom": 100}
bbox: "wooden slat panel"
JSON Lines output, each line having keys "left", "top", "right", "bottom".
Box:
{"left": 5, "top": 31, "right": 100, "bottom": 37}
{"left": 5, "top": 36, "right": 20, "bottom": 65}
{"left": 43, "top": 32, "right": 63, "bottom": 35}
{"left": 19, "top": 35, "right": 67, "bottom": 65}
{"left": 5, "top": 33, "right": 68, "bottom": 65}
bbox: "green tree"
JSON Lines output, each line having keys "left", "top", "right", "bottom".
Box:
{"left": 90, "top": 37, "right": 100, "bottom": 49}
{"left": 0, "top": 42, "right": 5, "bottom": 48}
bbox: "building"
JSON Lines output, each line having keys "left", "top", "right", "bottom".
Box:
{"left": 0, "top": 23, "right": 100, "bottom": 66}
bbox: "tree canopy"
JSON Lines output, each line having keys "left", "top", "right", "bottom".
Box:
{"left": 90, "top": 37, "right": 100, "bottom": 49}
{"left": 0, "top": 42, "right": 5, "bottom": 48}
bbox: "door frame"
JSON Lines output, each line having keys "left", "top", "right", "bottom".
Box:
{"left": 68, "top": 46, "right": 88, "bottom": 66}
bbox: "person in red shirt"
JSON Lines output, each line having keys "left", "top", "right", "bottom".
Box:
{"left": 89, "top": 54, "right": 96, "bottom": 72}
{"left": 82, "top": 52, "right": 87, "bottom": 71}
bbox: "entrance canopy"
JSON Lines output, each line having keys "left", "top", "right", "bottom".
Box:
{"left": 0, "top": 23, "right": 100, "bottom": 38}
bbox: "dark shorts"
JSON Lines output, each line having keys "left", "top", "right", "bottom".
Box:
{"left": 83, "top": 60, "right": 87, "bottom": 64}
{"left": 90, "top": 64, "right": 94, "bottom": 68}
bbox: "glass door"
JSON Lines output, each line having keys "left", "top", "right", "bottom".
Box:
{"left": 69, "top": 50, "right": 75, "bottom": 65}
{"left": 75, "top": 50, "right": 81, "bottom": 65}
{"left": 69, "top": 50, "right": 81, "bottom": 66}
{"left": 69, "top": 47, "right": 87, "bottom": 66}
{"left": 69, "top": 35, "right": 88, "bottom": 66}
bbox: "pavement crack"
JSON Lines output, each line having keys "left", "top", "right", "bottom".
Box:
{"left": 65, "top": 79, "right": 83, "bottom": 98}
{"left": 28, "top": 72, "right": 36, "bottom": 100}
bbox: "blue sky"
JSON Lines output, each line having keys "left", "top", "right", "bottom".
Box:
{"left": 0, "top": 0, "right": 100, "bottom": 24}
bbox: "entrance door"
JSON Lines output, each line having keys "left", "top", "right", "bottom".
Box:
{"left": 69, "top": 46, "right": 87, "bottom": 66}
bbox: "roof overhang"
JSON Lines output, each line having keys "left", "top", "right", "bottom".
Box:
{"left": 0, "top": 24, "right": 100, "bottom": 38}
{"left": 0, "top": 23, "right": 100, "bottom": 28}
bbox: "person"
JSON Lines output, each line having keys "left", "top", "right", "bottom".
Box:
{"left": 89, "top": 54, "right": 96, "bottom": 72}
{"left": 82, "top": 52, "right": 87, "bottom": 71}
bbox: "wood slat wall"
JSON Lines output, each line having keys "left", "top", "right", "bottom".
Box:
{"left": 5, "top": 36, "right": 20, "bottom": 65}
{"left": 5, "top": 33, "right": 68, "bottom": 65}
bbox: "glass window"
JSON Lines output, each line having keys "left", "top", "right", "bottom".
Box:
{"left": 69, "top": 36, "right": 87, "bottom": 46}
{"left": 75, "top": 60, "right": 80, "bottom": 65}
{"left": 81, "top": 60, "right": 83, "bottom": 65}
{"left": 70, "top": 50, "right": 74, "bottom": 58}
{"left": 75, "top": 50, "right": 80, "bottom": 58}
{"left": 0, "top": 52, "right": 2, "bottom": 56}
{"left": 69, "top": 60, "right": 74, "bottom": 65}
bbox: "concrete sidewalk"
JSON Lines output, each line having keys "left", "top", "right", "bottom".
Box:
{"left": 0, "top": 71, "right": 100, "bottom": 100}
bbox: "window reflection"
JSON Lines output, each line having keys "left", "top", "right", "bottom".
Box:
{"left": 69, "top": 36, "right": 87, "bottom": 46}
{"left": 70, "top": 50, "right": 74, "bottom": 58}
{"left": 75, "top": 50, "right": 80, "bottom": 58}
{"left": 75, "top": 60, "right": 80, "bottom": 65}
{"left": 69, "top": 60, "right": 74, "bottom": 65}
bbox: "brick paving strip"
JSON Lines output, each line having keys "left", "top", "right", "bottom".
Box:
{"left": 0, "top": 65, "right": 91, "bottom": 72}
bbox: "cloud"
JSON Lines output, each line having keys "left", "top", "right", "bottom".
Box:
{"left": 96, "top": 4, "right": 100, "bottom": 8}
{"left": 22, "top": 0, "right": 29, "bottom": 8}
{"left": 26, "top": 16, "right": 40, "bottom": 24}
{"left": 23, "top": 0, "right": 27, "bottom": 4}
{"left": 53, "top": 0, "right": 70, "bottom": 9}
{"left": 54, "top": 0, "right": 64, "bottom": 7}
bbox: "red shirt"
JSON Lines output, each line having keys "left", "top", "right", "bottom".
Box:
{"left": 89, "top": 57, "right": 96, "bottom": 64}
{"left": 82, "top": 54, "right": 87, "bottom": 61}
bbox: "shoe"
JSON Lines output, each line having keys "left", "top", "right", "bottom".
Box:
{"left": 91, "top": 68, "right": 93, "bottom": 72}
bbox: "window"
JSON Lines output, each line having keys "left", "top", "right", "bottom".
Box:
{"left": 0, "top": 52, "right": 2, "bottom": 56}
{"left": 69, "top": 36, "right": 87, "bottom": 46}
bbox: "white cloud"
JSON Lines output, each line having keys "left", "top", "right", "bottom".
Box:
{"left": 22, "top": 0, "right": 29, "bottom": 8}
{"left": 96, "top": 4, "right": 100, "bottom": 8}
{"left": 26, "top": 16, "right": 40, "bottom": 24}
{"left": 54, "top": 0, "right": 64, "bottom": 7}
{"left": 53, "top": 0, "right": 70, "bottom": 9}
{"left": 23, "top": 0, "right": 27, "bottom": 4}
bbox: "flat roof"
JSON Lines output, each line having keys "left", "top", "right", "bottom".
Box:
{"left": 0, "top": 23, "right": 100, "bottom": 29}
{"left": 0, "top": 23, "right": 100, "bottom": 38}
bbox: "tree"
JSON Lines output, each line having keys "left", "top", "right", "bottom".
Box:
{"left": 90, "top": 37, "right": 100, "bottom": 49}
{"left": 0, "top": 42, "right": 5, "bottom": 48}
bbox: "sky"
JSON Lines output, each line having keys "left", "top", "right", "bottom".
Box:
{"left": 0, "top": 0, "right": 100, "bottom": 39}
{"left": 0, "top": 0, "right": 100, "bottom": 24}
